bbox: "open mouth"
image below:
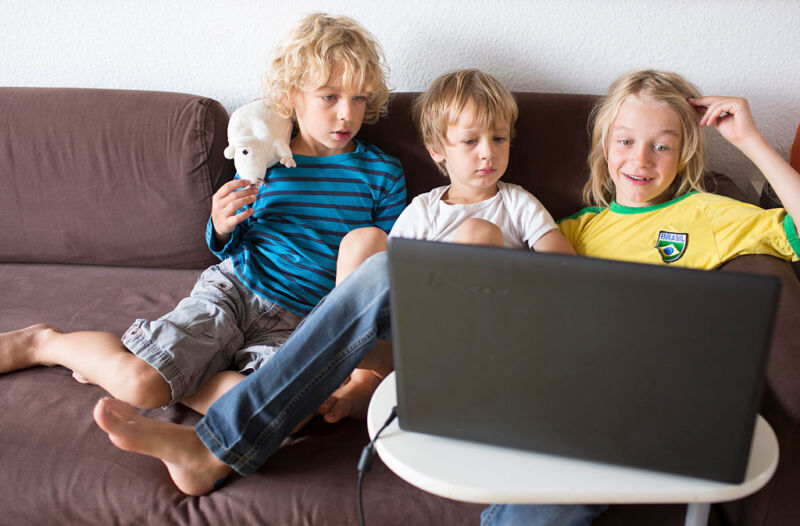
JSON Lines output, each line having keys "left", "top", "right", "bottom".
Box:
{"left": 332, "top": 130, "right": 351, "bottom": 141}
{"left": 623, "top": 172, "right": 653, "bottom": 182}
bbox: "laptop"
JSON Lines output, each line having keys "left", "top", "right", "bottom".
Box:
{"left": 387, "top": 238, "right": 779, "bottom": 483}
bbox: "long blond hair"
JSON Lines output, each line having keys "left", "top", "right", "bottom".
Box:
{"left": 264, "top": 13, "right": 390, "bottom": 124}
{"left": 584, "top": 69, "right": 706, "bottom": 207}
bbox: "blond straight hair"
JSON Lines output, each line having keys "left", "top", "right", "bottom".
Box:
{"left": 584, "top": 69, "right": 706, "bottom": 207}
{"left": 264, "top": 13, "right": 390, "bottom": 124}
{"left": 413, "top": 69, "right": 518, "bottom": 175}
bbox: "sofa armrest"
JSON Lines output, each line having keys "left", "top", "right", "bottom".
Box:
{"left": 718, "top": 255, "right": 800, "bottom": 524}
{"left": 0, "top": 87, "right": 233, "bottom": 268}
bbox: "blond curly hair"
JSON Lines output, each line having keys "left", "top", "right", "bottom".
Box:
{"left": 264, "top": 13, "right": 390, "bottom": 125}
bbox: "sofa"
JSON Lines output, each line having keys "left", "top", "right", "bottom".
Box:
{"left": 1, "top": 86, "right": 798, "bottom": 526}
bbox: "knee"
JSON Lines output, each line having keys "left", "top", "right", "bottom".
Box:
{"left": 339, "top": 227, "right": 388, "bottom": 260}
{"left": 337, "top": 227, "right": 388, "bottom": 284}
{"left": 334, "top": 250, "right": 390, "bottom": 297}
{"left": 117, "top": 361, "right": 172, "bottom": 408}
{"left": 453, "top": 218, "right": 504, "bottom": 246}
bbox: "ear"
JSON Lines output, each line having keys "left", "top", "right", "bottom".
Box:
{"left": 224, "top": 145, "right": 235, "bottom": 159}
{"left": 426, "top": 144, "right": 445, "bottom": 164}
{"left": 283, "top": 90, "right": 297, "bottom": 111}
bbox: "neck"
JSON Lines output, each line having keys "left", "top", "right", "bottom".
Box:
{"left": 290, "top": 134, "right": 356, "bottom": 157}
{"left": 443, "top": 184, "right": 499, "bottom": 205}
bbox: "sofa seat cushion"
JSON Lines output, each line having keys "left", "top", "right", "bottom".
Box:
{"left": 0, "top": 262, "right": 204, "bottom": 334}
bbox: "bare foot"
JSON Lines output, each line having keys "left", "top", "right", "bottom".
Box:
{"left": 290, "top": 412, "right": 315, "bottom": 434}
{"left": 0, "top": 324, "right": 56, "bottom": 373}
{"left": 357, "top": 340, "right": 393, "bottom": 378}
{"left": 93, "top": 397, "right": 231, "bottom": 496}
{"left": 318, "top": 369, "right": 382, "bottom": 423}
{"left": 72, "top": 371, "right": 92, "bottom": 384}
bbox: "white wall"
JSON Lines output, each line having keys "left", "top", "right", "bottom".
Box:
{"left": 3, "top": 0, "right": 799, "bottom": 201}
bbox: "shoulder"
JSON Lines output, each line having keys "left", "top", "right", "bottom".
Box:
{"left": 557, "top": 205, "right": 605, "bottom": 224}
{"left": 409, "top": 186, "right": 447, "bottom": 208}
{"left": 678, "top": 191, "right": 751, "bottom": 218}
{"left": 497, "top": 181, "right": 544, "bottom": 207}
{"left": 352, "top": 140, "right": 403, "bottom": 172}
{"left": 684, "top": 191, "right": 740, "bottom": 205}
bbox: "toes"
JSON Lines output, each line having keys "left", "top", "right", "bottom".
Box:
{"left": 72, "top": 371, "right": 90, "bottom": 384}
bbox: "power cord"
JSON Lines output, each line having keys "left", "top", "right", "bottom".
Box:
{"left": 357, "top": 406, "right": 397, "bottom": 526}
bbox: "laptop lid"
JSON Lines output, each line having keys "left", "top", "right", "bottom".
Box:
{"left": 388, "top": 238, "right": 779, "bottom": 483}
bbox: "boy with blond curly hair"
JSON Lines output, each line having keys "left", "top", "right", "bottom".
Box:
{"left": 0, "top": 13, "right": 405, "bottom": 424}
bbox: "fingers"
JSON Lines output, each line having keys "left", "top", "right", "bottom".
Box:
{"left": 211, "top": 179, "right": 259, "bottom": 236}
{"left": 214, "top": 179, "right": 258, "bottom": 204}
{"left": 689, "top": 96, "right": 750, "bottom": 126}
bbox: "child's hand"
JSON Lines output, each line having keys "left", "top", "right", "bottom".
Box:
{"left": 690, "top": 96, "right": 762, "bottom": 147}
{"left": 211, "top": 179, "right": 259, "bottom": 243}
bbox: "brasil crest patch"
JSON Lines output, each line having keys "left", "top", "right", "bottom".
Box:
{"left": 655, "top": 231, "right": 688, "bottom": 263}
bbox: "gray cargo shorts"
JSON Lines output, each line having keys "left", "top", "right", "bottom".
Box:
{"left": 122, "top": 258, "right": 304, "bottom": 404}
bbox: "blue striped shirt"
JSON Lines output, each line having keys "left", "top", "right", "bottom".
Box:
{"left": 206, "top": 139, "right": 406, "bottom": 315}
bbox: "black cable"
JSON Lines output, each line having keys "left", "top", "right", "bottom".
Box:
{"left": 357, "top": 406, "right": 398, "bottom": 526}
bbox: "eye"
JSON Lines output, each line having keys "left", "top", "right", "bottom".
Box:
{"left": 493, "top": 136, "right": 508, "bottom": 143}
{"left": 322, "top": 94, "right": 337, "bottom": 102}
{"left": 618, "top": 139, "right": 632, "bottom": 146}
{"left": 353, "top": 95, "right": 367, "bottom": 103}
{"left": 463, "top": 138, "right": 477, "bottom": 145}
{"left": 654, "top": 144, "right": 670, "bottom": 152}
{"left": 242, "top": 149, "right": 250, "bottom": 156}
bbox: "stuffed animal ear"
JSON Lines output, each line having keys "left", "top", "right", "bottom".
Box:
{"left": 224, "top": 145, "right": 235, "bottom": 159}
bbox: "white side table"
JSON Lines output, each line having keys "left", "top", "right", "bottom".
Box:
{"left": 367, "top": 373, "right": 779, "bottom": 526}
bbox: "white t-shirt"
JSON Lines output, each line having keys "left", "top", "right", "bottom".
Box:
{"left": 389, "top": 181, "right": 557, "bottom": 249}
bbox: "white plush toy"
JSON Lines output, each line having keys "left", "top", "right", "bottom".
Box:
{"left": 224, "top": 99, "right": 295, "bottom": 186}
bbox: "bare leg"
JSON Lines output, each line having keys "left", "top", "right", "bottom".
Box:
{"left": 336, "top": 227, "right": 387, "bottom": 285}
{"left": 0, "top": 324, "right": 55, "bottom": 371}
{"left": 0, "top": 324, "right": 170, "bottom": 408}
{"left": 181, "top": 371, "right": 245, "bottom": 415}
{"left": 93, "top": 397, "right": 230, "bottom": 496}
{"left": 181, "top": 371, "right": 315, "bottom": 433}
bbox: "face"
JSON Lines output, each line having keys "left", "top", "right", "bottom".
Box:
{"left": 606, "top": 95, "right": 683, "bottom": 207}
{"left": 429, "top": 102, "right": 511, "bottom": 204}
{"left": 290, "top": 66, "right": 368, "bottom": 157}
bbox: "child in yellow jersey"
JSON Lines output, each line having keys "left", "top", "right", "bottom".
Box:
{"left": 558, "top": 69, "right": 800, "bottom": 268}
{"left": 484, "top": 69, "right": 800, "bottom": 526}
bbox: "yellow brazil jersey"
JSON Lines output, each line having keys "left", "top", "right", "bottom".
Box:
{"left": 557, "top": 192, "right": 800, "bottom": 269}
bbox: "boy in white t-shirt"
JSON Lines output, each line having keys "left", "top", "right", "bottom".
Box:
{"left": 322, "top": 68, "right": 574, "bottom": 422}
{"left": 388, "top": 69, "right": 570, "bottom": 250}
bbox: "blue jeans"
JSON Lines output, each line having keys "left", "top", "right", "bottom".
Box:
{"left": 481, "top": 504, "right": 608, "bottom": 526}
{"left": 195, "top": 251, "right": 393, "bottom": 475}
{"left": 194, "top": 251, "right": 609, "bottom": 525}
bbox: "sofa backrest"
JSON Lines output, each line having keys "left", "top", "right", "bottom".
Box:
{"left": 0, "top": 87, "right": 233, "bottom": 268}
{"left": 1, "top": 88, "right": 746, "bottom": 270}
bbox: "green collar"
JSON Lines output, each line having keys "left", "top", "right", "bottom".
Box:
{"left": 609, "top": 192, "right": 697, "bottom": 214}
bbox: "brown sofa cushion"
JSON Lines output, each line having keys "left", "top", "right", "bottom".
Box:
{"left": 0, "top": 88, "right": 232, "bottom": 268}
